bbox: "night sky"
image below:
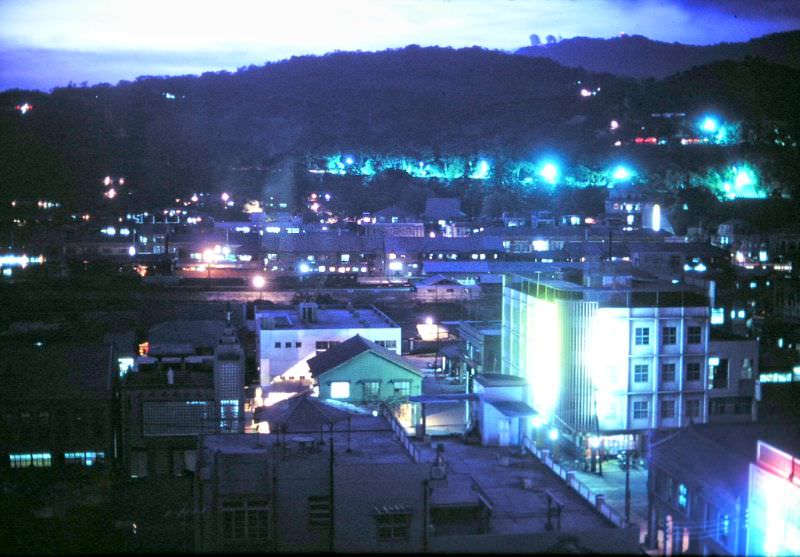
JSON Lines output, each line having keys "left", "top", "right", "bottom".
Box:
{"left": 1, "top": 0, "right": 799, "bottom": 92}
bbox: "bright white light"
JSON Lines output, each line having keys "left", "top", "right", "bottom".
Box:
{"left": 330, "top": 381, "right": 350, "bottom": 399}
{"left": 221, "top": 192, "right": 230, "bottom": 202}
{"left": 105, "top": 188, "right": 117, "bottom": 199}
{"left": 128, "top": 246, "right": 136, "bottom": 256}
{"left": 589, "top": 436, "right": 600, "bottom": 448}
{"left": 651, "top": 204, "right": 661, "bottom": 232}
{"left": 252, "top": 275, "right": 266, "bottom": 289}
{"left": 425, "top": 316, "right": 434, "bottom": 325}
{"left": 609, "top": 119, "right": 619, "bottom": 130}
{"left": 103, "top": 176, "right": 112, "bottom": 186}
{"left": 701, "top": 116, "right": 719, "bottom": 133}
{"left": 389, "top": 261, "right": 403, "bottom": 271}
{"left": 548, "top": 428, "right": 559, "bottom": 441}
{"left": 531, "top": 415, "right": 544, "bottom": 428}
{"left": 532, "top": 239, "right": 549, "bottom": 252}
{"left": 298, "top": 262, "right": 311, "bottom": 273}
{"left": 345, "top": 157, "right": 354, "bottom": 165}
{"left": 580, "top": 88, "right": 592, "bottom": 97}
{"left": 539, "top": 162, "right": 558, "bottom": 184}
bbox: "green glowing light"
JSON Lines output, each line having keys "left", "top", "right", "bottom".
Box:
{"left": 611, "top": 166, "right": 632, "bottom": 180}
{"left": 469, "top": 159, "right": 491, "bottom": 180}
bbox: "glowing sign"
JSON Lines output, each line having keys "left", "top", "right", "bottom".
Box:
{"left": 747, "top": 441, "right": 800, "bottom": 556}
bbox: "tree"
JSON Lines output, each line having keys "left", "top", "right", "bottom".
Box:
{"left": 546, "top": 35, "right": 557, "bottom": 45}
{"left": 529, "top": 34, "right": 541, "bottom": 46}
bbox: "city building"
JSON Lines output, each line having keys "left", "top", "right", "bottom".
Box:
{"left": 306, "top": 334, "right": 422, "bottom": 420}
{"left": 412, "top": 274, "right": 479, "bottom": 302}
{"left": 255, "top": 303, "right": 402, "bottom": 386}
{"left": 501, "top": 264, "right": 758, "bottom": 456}
{"left": 214, "top": 325, "right": 246, "bottom": 433}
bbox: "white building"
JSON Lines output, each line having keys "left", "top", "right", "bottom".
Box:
{"left": 255, "top": 303, "right": 402, "bottom": 386}
{"left": 501, "top": 268, "right": 757, "bottom": 453}
{"left": 214, "top": 326, "right": 245, "bottom": 433}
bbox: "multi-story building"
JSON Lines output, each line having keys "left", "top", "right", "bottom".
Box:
{"left": 255, "top": 303, "right": 402, "bottom": 386}
{"left": 501, "top": 265, "right": 758, "bottom": 454}
{"left": 214, "top": 326, "right": 245, "bottom": 433}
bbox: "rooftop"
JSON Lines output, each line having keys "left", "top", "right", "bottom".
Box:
{"left": 203, "top": 414, "right": 415, "bottom": 465}
{"left": 306, "top": 335, "right": 421, "bottom": 378}
{"left": 255, "top": 306, "right": 399, "bottom": 331}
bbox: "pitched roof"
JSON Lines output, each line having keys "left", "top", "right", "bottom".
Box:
{"left": 423, "top": 198, "right": 466, "bottom": 219}
{"left": 306, "top": 335, "right": 421, "bottom": 378}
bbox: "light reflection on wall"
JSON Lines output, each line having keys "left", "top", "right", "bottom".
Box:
{"left": 527, "top": 297, "right": 559, "bottom": 421}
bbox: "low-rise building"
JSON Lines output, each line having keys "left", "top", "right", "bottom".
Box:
{"left": 255, "top": 303, "right": 401, "bottom": 386}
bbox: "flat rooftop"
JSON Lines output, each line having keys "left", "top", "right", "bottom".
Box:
{"left": 203, "top": 414, "right": 414, "bottom": 465}
{"left": 417, "top": 438, "right": 616, "bottom": 534}
{"left": 255, "top": 307, "right": 399, "bottom": 331}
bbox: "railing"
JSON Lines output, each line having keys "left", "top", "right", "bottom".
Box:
{"left": 521, "top": 436, "right": 627, "bottom": 529}
{"left": 379, "top": 402, "right": 421, "bottom": 463}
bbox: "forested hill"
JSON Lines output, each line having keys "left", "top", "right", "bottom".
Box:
{"left": 0, "top": 46, "right": 634, "bottom": 205}
{"left": 0, "top": 45, "right": 798, "bottom": 208}
{"left": 515, "top": 31, "right": 800, "bottom": 79}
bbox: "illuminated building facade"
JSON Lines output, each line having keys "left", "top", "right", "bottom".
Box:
{"left": 501, "top": 269, "right": 757, "bottom": 451}
{"left": 255, "top": 303, "right": 402, "bottom": 386}
{"left": 746, "top": 440, "right": 800, "bottom": 556}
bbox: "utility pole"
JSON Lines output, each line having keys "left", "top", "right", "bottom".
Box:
{"left": 625, "top": 449, "right": 631, "bottom": 525}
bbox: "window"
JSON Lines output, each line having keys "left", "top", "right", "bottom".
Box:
{"left": 308, "top": 496, "right": 331, "bottom": 527}
{"left": 661, "top": 363, "right": 676, "bottom": 384}
{"left": 634, "top": 327, "right": 650, "bottom": 346}
{"left": 662, "top": 326, "right": 677, "bottom": 345}
{"left": 685, "top": 399, "right": 700, "bottom": 418}
{"left": 284, "top": 342, "right": 292, "bottom": 348}
{"left": 660, "top": 399, "right": 675, "bottom": 419}
{"left": 64, "top": 451, "right": 105, "bottom": 466}
{"left": 274, "top": 342, "right": 281, "bottom": 349}
{"left": 678, "top": 484, "right": 688, "bottom": 511}
{"left": 634, "top": 364, "right": 649, "bottom": 383}
{"left": 9, "top": 453, "right": 52, "bottom": 468}
{"left": 330, "top": 381, "right": 350, "bottom": 399}
{"left": 363, "top": 381, "right": 381, "bottom": 399}
{"left": 393, "top": 380, "right": 411, "bottom": 397}
{"left": 633, "top": 400, "right": 648, "bottom": 419}
{"left": 375, "top": 508, "right": 412, "bottom": 541}
{"left": 341, "top": 253, "right": 350, "bottom": 263}
{"left": 295, "top": 341, "right": 302, "bottom": 348}
{"left": 686, "top": 362, "right": 701, "bottom": 382}
{"left": 687, "top": 326, "right": 702, "bottom": 344}
{"left": 222, "top": 500, "right": 270, "bottom": 541}
{"left": 709, "top": 358, "right": 729, "bottom": 390}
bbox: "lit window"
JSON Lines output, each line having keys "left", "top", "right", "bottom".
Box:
{"left": 635, "top": 327, "right": 650, "bottom": 346}
{"left": 662, "top": 326, "right": 677, "bottom": 345}
{"left": 330, "top": 381, "right": 350, "bottom": 399}
{"left": 363, "top": 381, "right": 381, "bottom": 399}
{"left": 678, "top": 484, "right": 688, "bottom": 510}
{"left": 634, "top": 364, "right": 649, "bottom": 383}
{"left": 633, "top": 400, "right": 648, "bottom": 419}
{"left": 341, "top": 254, "right": 350, "bottom": 263}
{"left": 393, "top": 380, "right": 411, "bottom": 397}
{"left": 64, "top": 451, "right": 105, "bottom": 466}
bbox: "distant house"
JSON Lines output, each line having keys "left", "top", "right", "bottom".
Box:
{"left": 413, "top": 274, "right": 478, "bottom": 302}
{"left": 306, "top": 335, "right": 422, "bottom": 423}
{"left": 423, "top": 198, "right": 466, "bottom": 223}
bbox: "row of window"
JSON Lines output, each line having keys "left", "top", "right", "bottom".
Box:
{"left": 2, "top": 408, "right": 106, "bottom": 440}
{"left": 9, "top": 451, "right": 105, "bottom": 469}
{"left": 632, "top": 362, "right": 703, "bottom": 384}
{"left": 634, "top": 326, "right": 703, "bottom": 347}
{"left": 330, "top": 380, "right": 412, "bottom": 399}
{"left": 220, "top": 498, "right": 412, "bottom": 544}
{"left": 632, "top": 399, "right": 702, "bottom": 420}
{"left": 270, "top": 340, "right": 398, "bottom": 351}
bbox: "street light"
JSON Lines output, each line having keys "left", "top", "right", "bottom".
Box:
{"left": 252, "top": 275, "right": 266, "bottom": 301}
